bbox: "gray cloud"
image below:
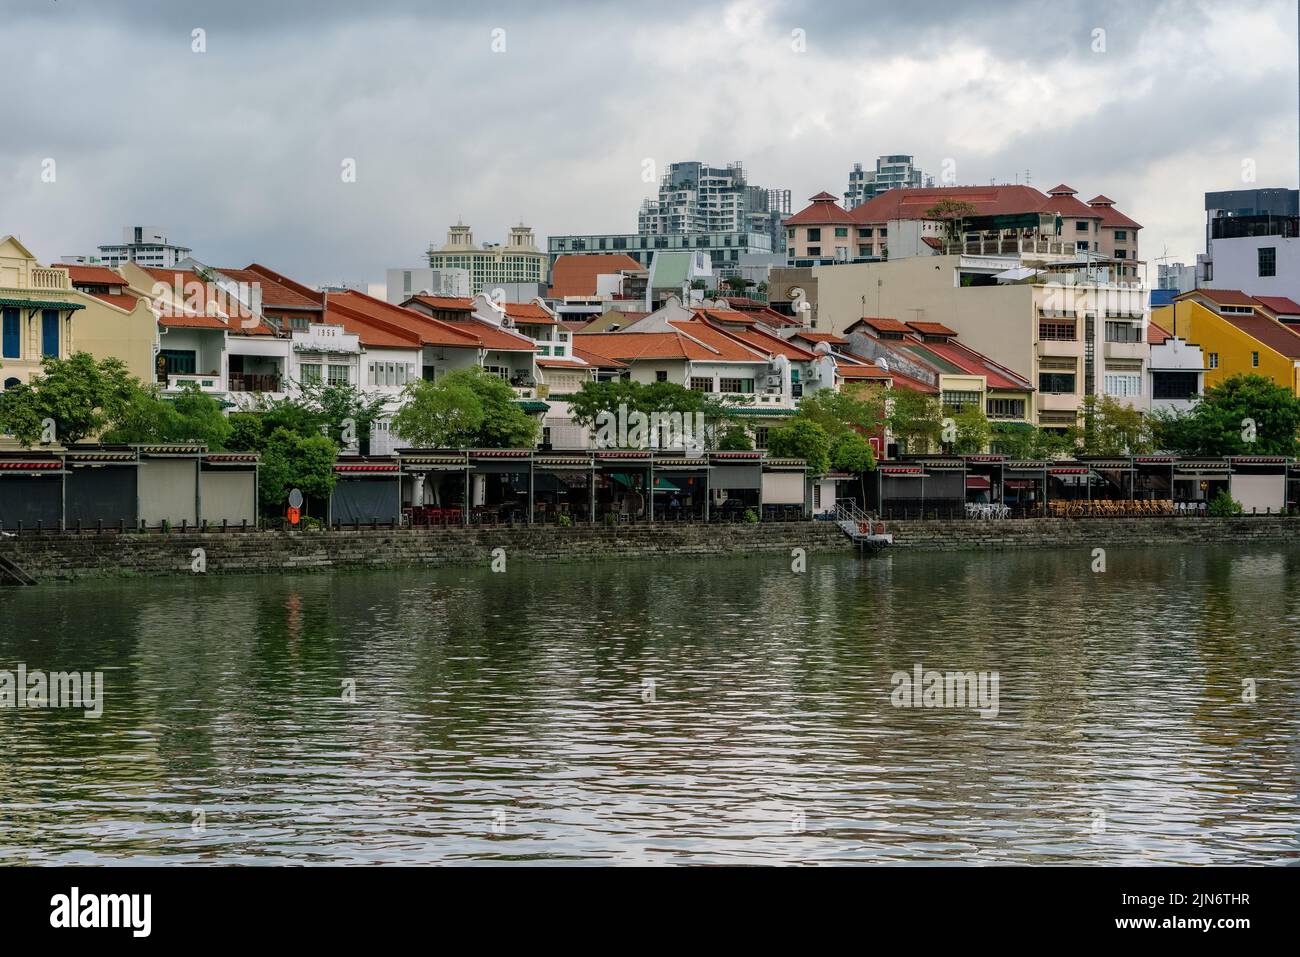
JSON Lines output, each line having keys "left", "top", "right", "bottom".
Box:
{"left": 1, "top": 0, "right": 1294, "bottom": 284}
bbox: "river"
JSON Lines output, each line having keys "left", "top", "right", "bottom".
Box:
{"left": 1, "top": 544, "right": 1297, "bottom": 864}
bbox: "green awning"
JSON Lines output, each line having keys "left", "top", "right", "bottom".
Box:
{"left": 514, "top": 400, "right": 550, "bottom": 413}
{"left": 610, "top": 473, "right": 678, "bottom": 491}
{"left": 0, "top": 298, "right": 85, "bottom": 311}
{"left": 721, "top": 406, "right": 796, "bottom": 416}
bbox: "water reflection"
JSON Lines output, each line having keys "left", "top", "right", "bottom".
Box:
{"left": 0, "top": 544, "right": 1297, "bottom": 864}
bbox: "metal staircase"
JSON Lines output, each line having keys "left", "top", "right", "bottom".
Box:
{"left": 833, "top": 502, "right": 892, "bottom": 550}
{"left": 0, "top": 553, "right": 36, "bottom": 586}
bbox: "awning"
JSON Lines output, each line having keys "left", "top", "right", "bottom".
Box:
{"left": 965, "top": 476, "right": 991, "bottom": 490}
{"left": 0, "top": 297, "right": 85, "bottom": 311}
{"left": 513, "top": 400, "right": 550, "bottom": 413}
{"left": 994, "top": 266, "right": 1040, "bottom": 282}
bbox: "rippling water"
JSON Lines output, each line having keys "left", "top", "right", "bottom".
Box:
{"left": 1, "top": 544, "right": 1298, "bottom": 865}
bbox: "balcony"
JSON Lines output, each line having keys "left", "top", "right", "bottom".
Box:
{"left": 1103, "top": 340, "right": 1145, "bottom": 361}
{"left": 228, "top": 372, "right": 282, "bottom": 393}
{"left": 29, "top": 267, "right": 71, "bottom": 291}
{"left": 942, "top": 236, "right": 1078, "bottom": 257}
{"left": 164, "top": 373, "right": 225, "bottom": 394}
{"left": 1037, "top": 337, "right": 1083, "bottom": 358}
{"left": 1036, "top": 392, "right": 1080, "bottom": 413}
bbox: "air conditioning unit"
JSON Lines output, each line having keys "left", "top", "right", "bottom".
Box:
{"left": 766, "top": 374, "right": 781, "bottom": 386}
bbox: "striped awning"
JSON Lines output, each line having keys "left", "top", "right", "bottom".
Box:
{"left": 0, "top": 297, "right": 85, "bottom": 311}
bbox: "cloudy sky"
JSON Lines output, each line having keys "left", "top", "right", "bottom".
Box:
{"left": 2, "top": 0, "right": 1296, "bottom": 287}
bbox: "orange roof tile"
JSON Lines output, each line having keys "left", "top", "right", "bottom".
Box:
{"left": 835, "top": 363, "right": 891, "bottom": 379}
{"left": 786, "top": 191, "right": 856, "bottom": 226}
{"left": 795, "top": 331, "right": 848, "bottom": 345}
{"left": 89, "top": 292, "right": 140, "bottom": 311}
{"left": 217, "top": 265, "right": 323, "bottom": 311}
{"left": 855, "top": 317, "right": 912, "bottom": 334}
{"left": 1146, "top": 320, "right": 1171, "bottom": 345}
{"left": 548, "top": 254, "right": 643, "bottom": 298}
{"left": 906, "top": 321, "right": 957, "bottom": 337}
{"left": 572, "top": 346, "right": 627, "bottom": 368}
{"left": 54, "top": 264, "right": 126, "bottom": 287}
{"left": 503, "top": 301, "right": 557, "bottom": 324}
{"left": 408, "top": 295, "right": 474, "bottom": 312}
{"left": 327, "top": 290, "right": 492, "bottom": 350}
{"left": 1255, "top": 296, "right": 1300, "bottom": 316}
{"left": 1179, "top": 288, "right": 1258, "bottom": 307}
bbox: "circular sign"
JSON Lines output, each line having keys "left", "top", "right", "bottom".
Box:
{"left": 288, "top": 488, "right": 304, "bottom": 509}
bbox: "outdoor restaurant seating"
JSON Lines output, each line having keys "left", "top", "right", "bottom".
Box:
{"left": 1045, "top": 499, "right": 1181, "bottom": 518}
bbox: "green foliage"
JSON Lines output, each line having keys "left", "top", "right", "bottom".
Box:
{"left": 567, "top": 378, "right": 734, "bottom": 448}
{"left": 1069, "top": 394, "right": 1152, "bottom": 456}
{"left": 796, "top": 386, "right": 886, "bottom": 439}
{"left": 1151, "top": 374, "right": 1300, "bottom": 457}
{"left": 1207, "top": 489, "right": 1243, "bottom": 517}
{"left": 947, "top": 403, "right": 991, "bottom": 454}
{"left": 258, "top": 427, "right": 337, "bottom": 516}
{"left": 742, "top": 508, "right": 759, "bottom": 523}
{"left": 103, "top": 384, "right": 231, "bottom": 448}
{"left": 766, "top": 419, "right": 831, "bottom": 475}
{"left": 923, "top": 199, "right": 979, "bottom": 242}
{"left": 390, "top": 367, "right": 538, "bottom": 449}
{"left": 0, "top": 352, "right": 136, "bottom": 445}
{"left": 887, "top": 389, "right": 943, "bottom": 454}
{"left": 717, "top": 427, "right": 753, "bottom": 450}
{"left": 829, "top": 429, "right": 875, "bottom": 473}
{"left": 297, "top": 380, "right": 390, "bottom": 449}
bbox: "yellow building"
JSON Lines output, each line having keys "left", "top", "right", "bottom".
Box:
{"left": 0, "top": 235, "right": 84, "bottom": 390}
{"left": 1155, "top": 290, "right": 1300, "bottom": 395}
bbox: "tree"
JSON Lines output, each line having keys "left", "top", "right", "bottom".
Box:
{"left": 257, "top": 427, "right": 337, "bottom": 517}
{"left": 103, "top": 383, "right": 232, "bottom": 448}
{"left": 796, "top": 387, "right": 886, "bottom": 439}
{"left": 391, "top": 367, "right": 538, "bottom": 449}
{"left": 0, "top": 353, "right": 135, "bottom": 445}
{"left": 829, "top": 429, "right": 876, "bottom": 502}
{"left": 722, "top": 276, "right": 753, "bottom": 293}
{"left": 887, "top": 389, "right": 943, "bottom": 454}
{"left": 1152, "top": 374, "right": 1300, "bottom": 457}
{"left": 717, "top": 427, "right": 753, "bottom": 450}
{"left": 923, "top": 199, "right": 979, "bottom": 244}
{"left": 766, "top": 419, "right": 831, "bottom": 475}
{"left": 1069, "top": 395, "right": 1151, "bottom": 456}
{"left": 947, "top": 403, "right": 991, "bottom": 455}
{"left": 567, "top": 379, "right": 734, "bottom": 449}
{"left": 296, "top": 380, "right": 390, "bottom": 452}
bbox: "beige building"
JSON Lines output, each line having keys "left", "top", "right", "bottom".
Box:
{"left": 0, "top": 236, "right": 155, "bottom": 391}
{"left": 807, "top": 254, "right": 1149, "bottom": 430}
{"left": 427, "top": 222, "right": 547, "bottom": 294}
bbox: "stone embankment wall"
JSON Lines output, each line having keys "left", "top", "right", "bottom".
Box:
{"left": 886, "top": 516, "right": 1300, "bottom": 550}
{"left": 0, "top": 521, "right": 848, "bottom": 582}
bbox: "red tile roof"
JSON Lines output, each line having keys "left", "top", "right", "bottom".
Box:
{"left": 709, "top": 321, "right": 820, "bottom": 361}
{"left": 54, "top": 264, "right": 126, "bottom": 287}
{"left": 1045, "top": 184, "right": 1077, "bottom": 196}
{"left": 835, "top": 363, "right": 891, "bottom": 380}
{"left": 548, "top": 254, "right": 643, "bottom": 298}
{"left": 1087, "top": 195, "right": 1116, "bottom": 205}
{"left": 855, "top": 317, "right": 912, "bottom": 333}
{"left": 907, "top": 338, "right": 1032, "bottom": 391}
{"left": 906, "top": 321, "right": 957, "bottom": 337}
{"left": 218, "top": 265, "right": 323, "bottom": 311}
{"left": 1146, "top": 320, "right": 1172, "bottom": 345}
{"left": 89, "top": 292, "right": 140, "bottom": 311}
{"left": 158, "top": 312, "right": 229, "bottom": 330}
{"left": 669, "top": 320, "right": 769, "bottom": 361}
{"left": 786, "top": 191, "right": 856, "bottom": 226}
{"left": 1180, "top": 288, "right": 1258, "bottom": 307}
{"left": 1255, "top": 296, "right": 1300, "bottom": 316}
{"left": 849, "top": 183, "right": 1140, "bottom": 231}
{"left": 795, "top": 331, "right": 848, "bottom": 345}
{"left": 327, "top": 290, "right": 489, "bottom": 350}
{"left": 885, "top": 369, "right": 941, "bottom": 394}
{"left": 575, "top": 332, "right": 697, "bottom": 361}
{"left": 536, "top": 357, "right": 591, "bottom": 369}
{"left": 321, "top": 306, "right": 421, "bottom": 350}
{"left": 572, "top": 346, "right": 627, "bottom": 368}
{"left": 1222, "top": 313, "right": 1300, "bottom": 359}
{"left": 407, "top": 295, "right": 474, "bottom": 312}
{"left": 503, "top": 301, "right": 557, "bottom": 324}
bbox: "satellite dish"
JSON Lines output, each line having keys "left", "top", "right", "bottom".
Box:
{"left": 288, "top": 488, "right": 304, "bottom": 509}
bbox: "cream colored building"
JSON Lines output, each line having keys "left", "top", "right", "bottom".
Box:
{"left": 427, "top": 222, "right": 547, "bottom": 294}
{"left": 811, "top": 254, "right": 1149, "bottom": 430}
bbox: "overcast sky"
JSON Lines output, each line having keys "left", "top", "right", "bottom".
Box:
{"left": 2, "top": 0, "right": 1296, "bottom": 287}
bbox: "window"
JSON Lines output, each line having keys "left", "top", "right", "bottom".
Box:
{"left": 1152, "top": 371, "right": 1199, "bottom": 401}
{"left": 403, "top": 271, "right": 412, "bottom": 293}
{"left": 718, "top": 377, "right": 753, "bottom": 394}
{"left": 2, "top": 377, "right": 18, "bottom": 390}
{"left": 859, "top": 228, "right": 873, "bottom": 238}
{"left": 1, "top": 308, "right": 18, "bottom": 359}
{"left": 807, "top": 247, "right": 821, "bottom": 257}
{"left": 754, "top": 426, "right": 769, "bottom": 450}
{"left": 1208, "top": 352, "right": 1219, "bottom": 369}
{"left": 807, "top": 228, "right": 821, "bottom": 241}
{"left": 1259, "top": 246, "right": 1276, "bottom": 277}
{"left": 1039, "top": 372, "right": 1076, "bottom": 393}
{"left": 986, "top": 398, "right": 1026, "bottom": 419}
{"left": 1114, "top": 250, "right": 1127, "bottom": 259}
{"left": 689, "top": 376, "right": 714, "bottom": 392}
{"left": 41, "top": 310, "right": 60, "bottom": 357}
{"left": 300, "top": 363, "right": 322, "bottom": 385}
{"left": 655, "top": 370, "right": 668, "bottom": 382}
{"left": 1252, "top": 351, "right": 1260, "bottom": 368}
{"left": 1076, "top": 240, "right": 1089, "bottom": 251}
{"left": 1114, "top": 230, "right": 1127, "bottom": 241}
{"left": 1104, "top": 373, "right": 1142, "bottom": 397}
{"left": 834, "top": 228, "right": 848, "bottom": 237}
{"left": 942, "top": 390, "right": 981, "bottom": 408}
{"left": 1076, "top": 221, "right": 1090, "bottom": 231}
{"left": 1104, "top": 321, "right": 1141, "bottom": 343}
{"left": 1039, "top": 321, "right": 1077, "bottom": 341}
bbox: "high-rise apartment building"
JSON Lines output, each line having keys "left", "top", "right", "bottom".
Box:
{"left": 89, "top": 226, "right": 193, "bottom": 268}
{"left": 843, "top": 155, "right": 931, "bottom": 209}
{"left": 638, "top": 161, "right": 791, "bottom": 254}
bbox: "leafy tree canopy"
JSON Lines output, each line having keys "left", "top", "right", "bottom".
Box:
{"left": 390, "top": 367, "right": 538, "bottom": 449}
{"left": 0, "top": 352, "right": 135, "bottom": 445}
{"left": 766, "top": 419, "right": 831, "bottom": 475}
